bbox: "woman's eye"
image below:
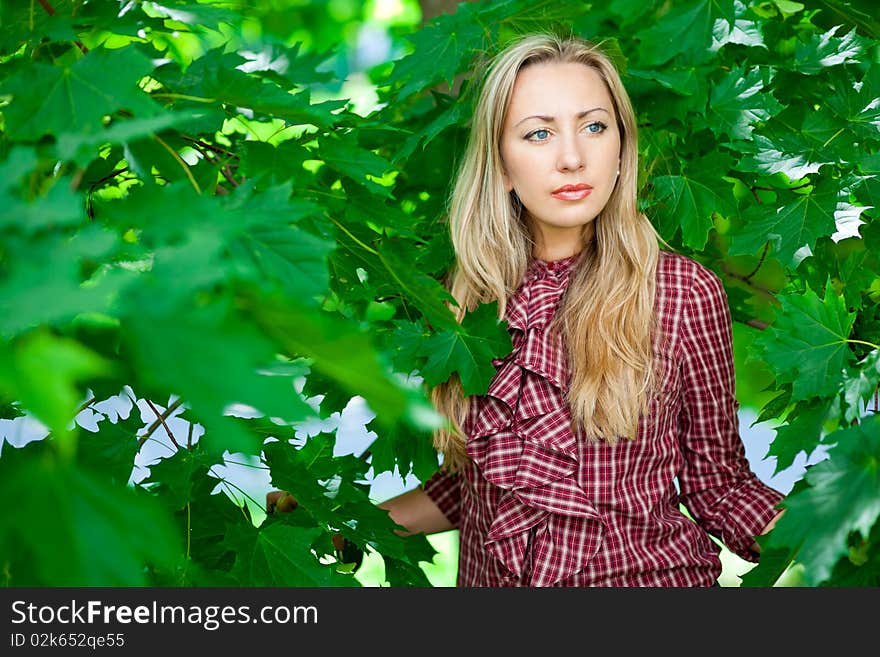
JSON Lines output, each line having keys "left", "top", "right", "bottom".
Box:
{"left": 527, "top": 129, "right": 550, "bottom": 141}
{"left": 586, "top": 121, "right": 607, "bottom": 134}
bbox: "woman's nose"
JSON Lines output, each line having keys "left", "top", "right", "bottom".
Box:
{"left": 556, "top": 133, "right": 584, "bottom": 171}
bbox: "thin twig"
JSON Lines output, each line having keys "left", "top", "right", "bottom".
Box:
{"left": 137, "top": 398, "right": 185, "bottom": 447}
{"left": 146, "top": 399, "right": 181, "bottom": 449}
{"left": 219, "top": 164, "right": 240, "bottom": 188}
{"left": 181, "top": 136, "right": 239, "bottom": 159}
{"left": 742, "top": 243, "right": 769, "bottom": 282}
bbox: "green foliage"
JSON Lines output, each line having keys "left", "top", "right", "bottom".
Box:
{"left": 0, "top": 0, "right": 878, "bottom": 586}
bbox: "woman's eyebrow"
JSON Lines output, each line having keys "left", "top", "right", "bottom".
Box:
{"left": 514, "top": 107, "right": 610, "bottom": 127}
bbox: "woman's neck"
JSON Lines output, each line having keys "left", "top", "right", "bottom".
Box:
{"left": 531, "top": 221, "right": 595, "bottom": 261}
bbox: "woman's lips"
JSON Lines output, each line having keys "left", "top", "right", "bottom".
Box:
{"left": 551, "top": 187, "right": 592, "bottom": 201}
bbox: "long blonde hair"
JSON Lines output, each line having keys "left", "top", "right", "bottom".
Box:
{"left": 432, "top": 33, "right": 667, "bottom": 472}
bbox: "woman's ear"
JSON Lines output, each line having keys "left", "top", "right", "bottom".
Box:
{"left": 502, "top": 170, "right": 513, "bottom": 193}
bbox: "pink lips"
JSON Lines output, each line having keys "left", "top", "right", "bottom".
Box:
{"left": 551, "top": 184, "right": 593, "bottom": 201}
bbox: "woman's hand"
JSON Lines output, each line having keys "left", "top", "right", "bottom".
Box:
{"left": 749, "top": 509, "right": 785, "bottom": 556}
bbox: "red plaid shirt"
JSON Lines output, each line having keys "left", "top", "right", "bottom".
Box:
{"left": 423, "top": 249, "right": 784, "bottom": 587}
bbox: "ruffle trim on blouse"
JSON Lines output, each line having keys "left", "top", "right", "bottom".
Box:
{"left": 463, "top": 252, "right": 606, "bottom": 586}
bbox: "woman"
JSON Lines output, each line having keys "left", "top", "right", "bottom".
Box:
{"left": 374, "top": 32, "right": 785, "bottom": 587}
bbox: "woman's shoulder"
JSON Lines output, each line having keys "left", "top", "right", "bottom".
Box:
{"left": 656, "top": 249, "right": 723, "bottom": 292}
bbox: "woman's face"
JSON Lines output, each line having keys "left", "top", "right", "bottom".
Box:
{"left": 500, "top": 61, "right": 621, "bottom": 258}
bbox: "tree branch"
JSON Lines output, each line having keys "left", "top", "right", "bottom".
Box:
{"left": 137, "top": 398, "right": 185, "bottom": 448}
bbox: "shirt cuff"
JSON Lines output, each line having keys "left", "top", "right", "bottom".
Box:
{"left": 717, "top": 481, "right": 785, "bottom": 562}
{"left": 422, "top": 470, "right": 461, "bottom": 527}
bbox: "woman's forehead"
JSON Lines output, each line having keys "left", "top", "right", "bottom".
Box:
{"left": 507, "top": 62, "right": 615, "bottom": 123}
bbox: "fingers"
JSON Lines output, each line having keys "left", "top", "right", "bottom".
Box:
{"left": 265, "top": 490, "right": 298, "bottom": 514}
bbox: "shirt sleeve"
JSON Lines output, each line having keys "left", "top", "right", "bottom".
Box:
{"left": 422, "top": 469, "right": 461, "bottom": 527}
{"left": 676, "top": 261, "right": 785, "bottom": 562}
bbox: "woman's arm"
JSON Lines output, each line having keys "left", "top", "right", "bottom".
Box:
{"left": 378, "top": 487, "right": 456, "bottom": 536}
{"left": 266, "top": 485, "right": 456, "bottom": 536}
{"left": 675, "top": 261, "right": 786, "bottom": 561}
{"left": 748, "top": 509, "right": 785, "bottom": 555}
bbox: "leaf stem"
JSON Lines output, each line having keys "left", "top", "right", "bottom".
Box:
{"left": 153, "top": 134, "right": 202, "bottom": 194}
{"left": 822, "top": 127, "right": 846, "bottom": 149}
{"left": 847, "top": 338, "right": 880, "bottom": 350}
{"left": 151, "top": 93, "right": 217, "bottom": 103}
{"left": 208, "top": 468, "right": 265, "bottom": 511}
{"left": 329, "top": 216, "right": 378, "bottom": 255}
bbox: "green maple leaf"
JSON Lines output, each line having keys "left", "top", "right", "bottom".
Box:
{"left": 793, "top": 26, "right": 866, "bottom": 75}
{"left": 142, "top": 447, "right": 220, "bottom": 512}
{"left": 767, "top": 397, "right": 832, "bottom": 474}
{"left": 338, "top": 182, "right": 414, "bottom": 233}
{"left": 378, "top": 240, "right": 459, "bottom": 332}
{"left": 383, "top": 556, "right": 434, "bottom": 587}
{"left": 77, "top": 411, "right": 143, "bottom": 487}
{"left": 126, "top": 303, "right": 318, "bottom": 456}
{"left": 153, "top": 49, "right": 346, "bottom": 128}
{"left": 0, "top": 46, "right": 162, "bottom": 140}
{"left": 855, "top": 153, "right": 880, "bottom": 210}
{"left": 387, "top": 319, "right": 431, "bottom": 375}
{"left": 825, "top": 66, "right": 880, "bottom": 143}
{"left": 627, "top": 67, "right": 702, "bottom": 97}
{"left": 249, "top": 42, "right": 338, "bottom": 89}
{"left": 764, "top": 414, "right": 880, "bottom": 585}
{"left": 97, "top": 182, "right": 223, "bottom": 244}
{"left": 728, "top": 173, "right": 838, "bottom": 267}
{"left": 385, "top": 1, "right": 486, "bottom": 101}
{"left": 54, "top": 110, "right": 209, "bottom": 167}
{"left": 0, "top": 441, "right": 178, "bottom": 585}
{"left": 299, "top": 369, "right": 353, "bottom": 418}
{"left": 841, "top": 350, "right": 880, "bottom": 424}
{"left": 319, "top": 132, "right": 395, "bottom": 198}
{"left": 706, "top": 65, "right": 783, "bottom": 139}
{"left": 262, "top": 438, "right": 437, "bottom": 570}
{"left": 418, "top": 301, "right": 512, "bottom": 396}
{"left": 651, "top": 153, "right": 737, "bottom": 249}
{"left": 0, "top": 148, "right": 85, "bottom": 233}
{"left": 396, "top": 99, "right": 465, "bottom": 164}
{"left": 0, "top": 332, "right": 112, "bottom": 455}
{"left": 223, "top": 183, "right": 332, "bottom": 301}
{"left": 253, "top": 297, "right": 408, "bottom": 424}
{"left": 237, "top": 225, "right": 333, "bottom": 300}
{"left": 177, "top": 473, "right": 250, "bottom": 576}
{"left": 0, "top": 1, "right": 78, "bottom": 53}
{"left": 146, "top": 2, "right": 243, "bottom": 29}
{"left": 753, "top": 278, "right": 856, "bottom": 401}
{"left": 367, "top": 419, "right": 440, "bottom": 482}
{"left": 754, "top": 386, "right": 791, "bottom": 426}
{"left": 735, "top": 109, "right": 859, "bottom": 185}
{"left": 637, "top": 0, "right": 736, "bottom": 66}
{"left": 238, "top": 140, "right": 311, "bottom": 189}
{"left": 710, "top": 15, "right": 766, "bottom": 51}
{"left": 225, "top": 523, "right": 354, "bottom": 586}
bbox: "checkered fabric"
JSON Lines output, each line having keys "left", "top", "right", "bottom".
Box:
{"left": 423, "top": 250, "right": 784, "bottom": 587}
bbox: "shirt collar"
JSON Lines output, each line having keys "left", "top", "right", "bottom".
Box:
{"left": 526, "top": 250, "right": 583, "bottom": 281}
